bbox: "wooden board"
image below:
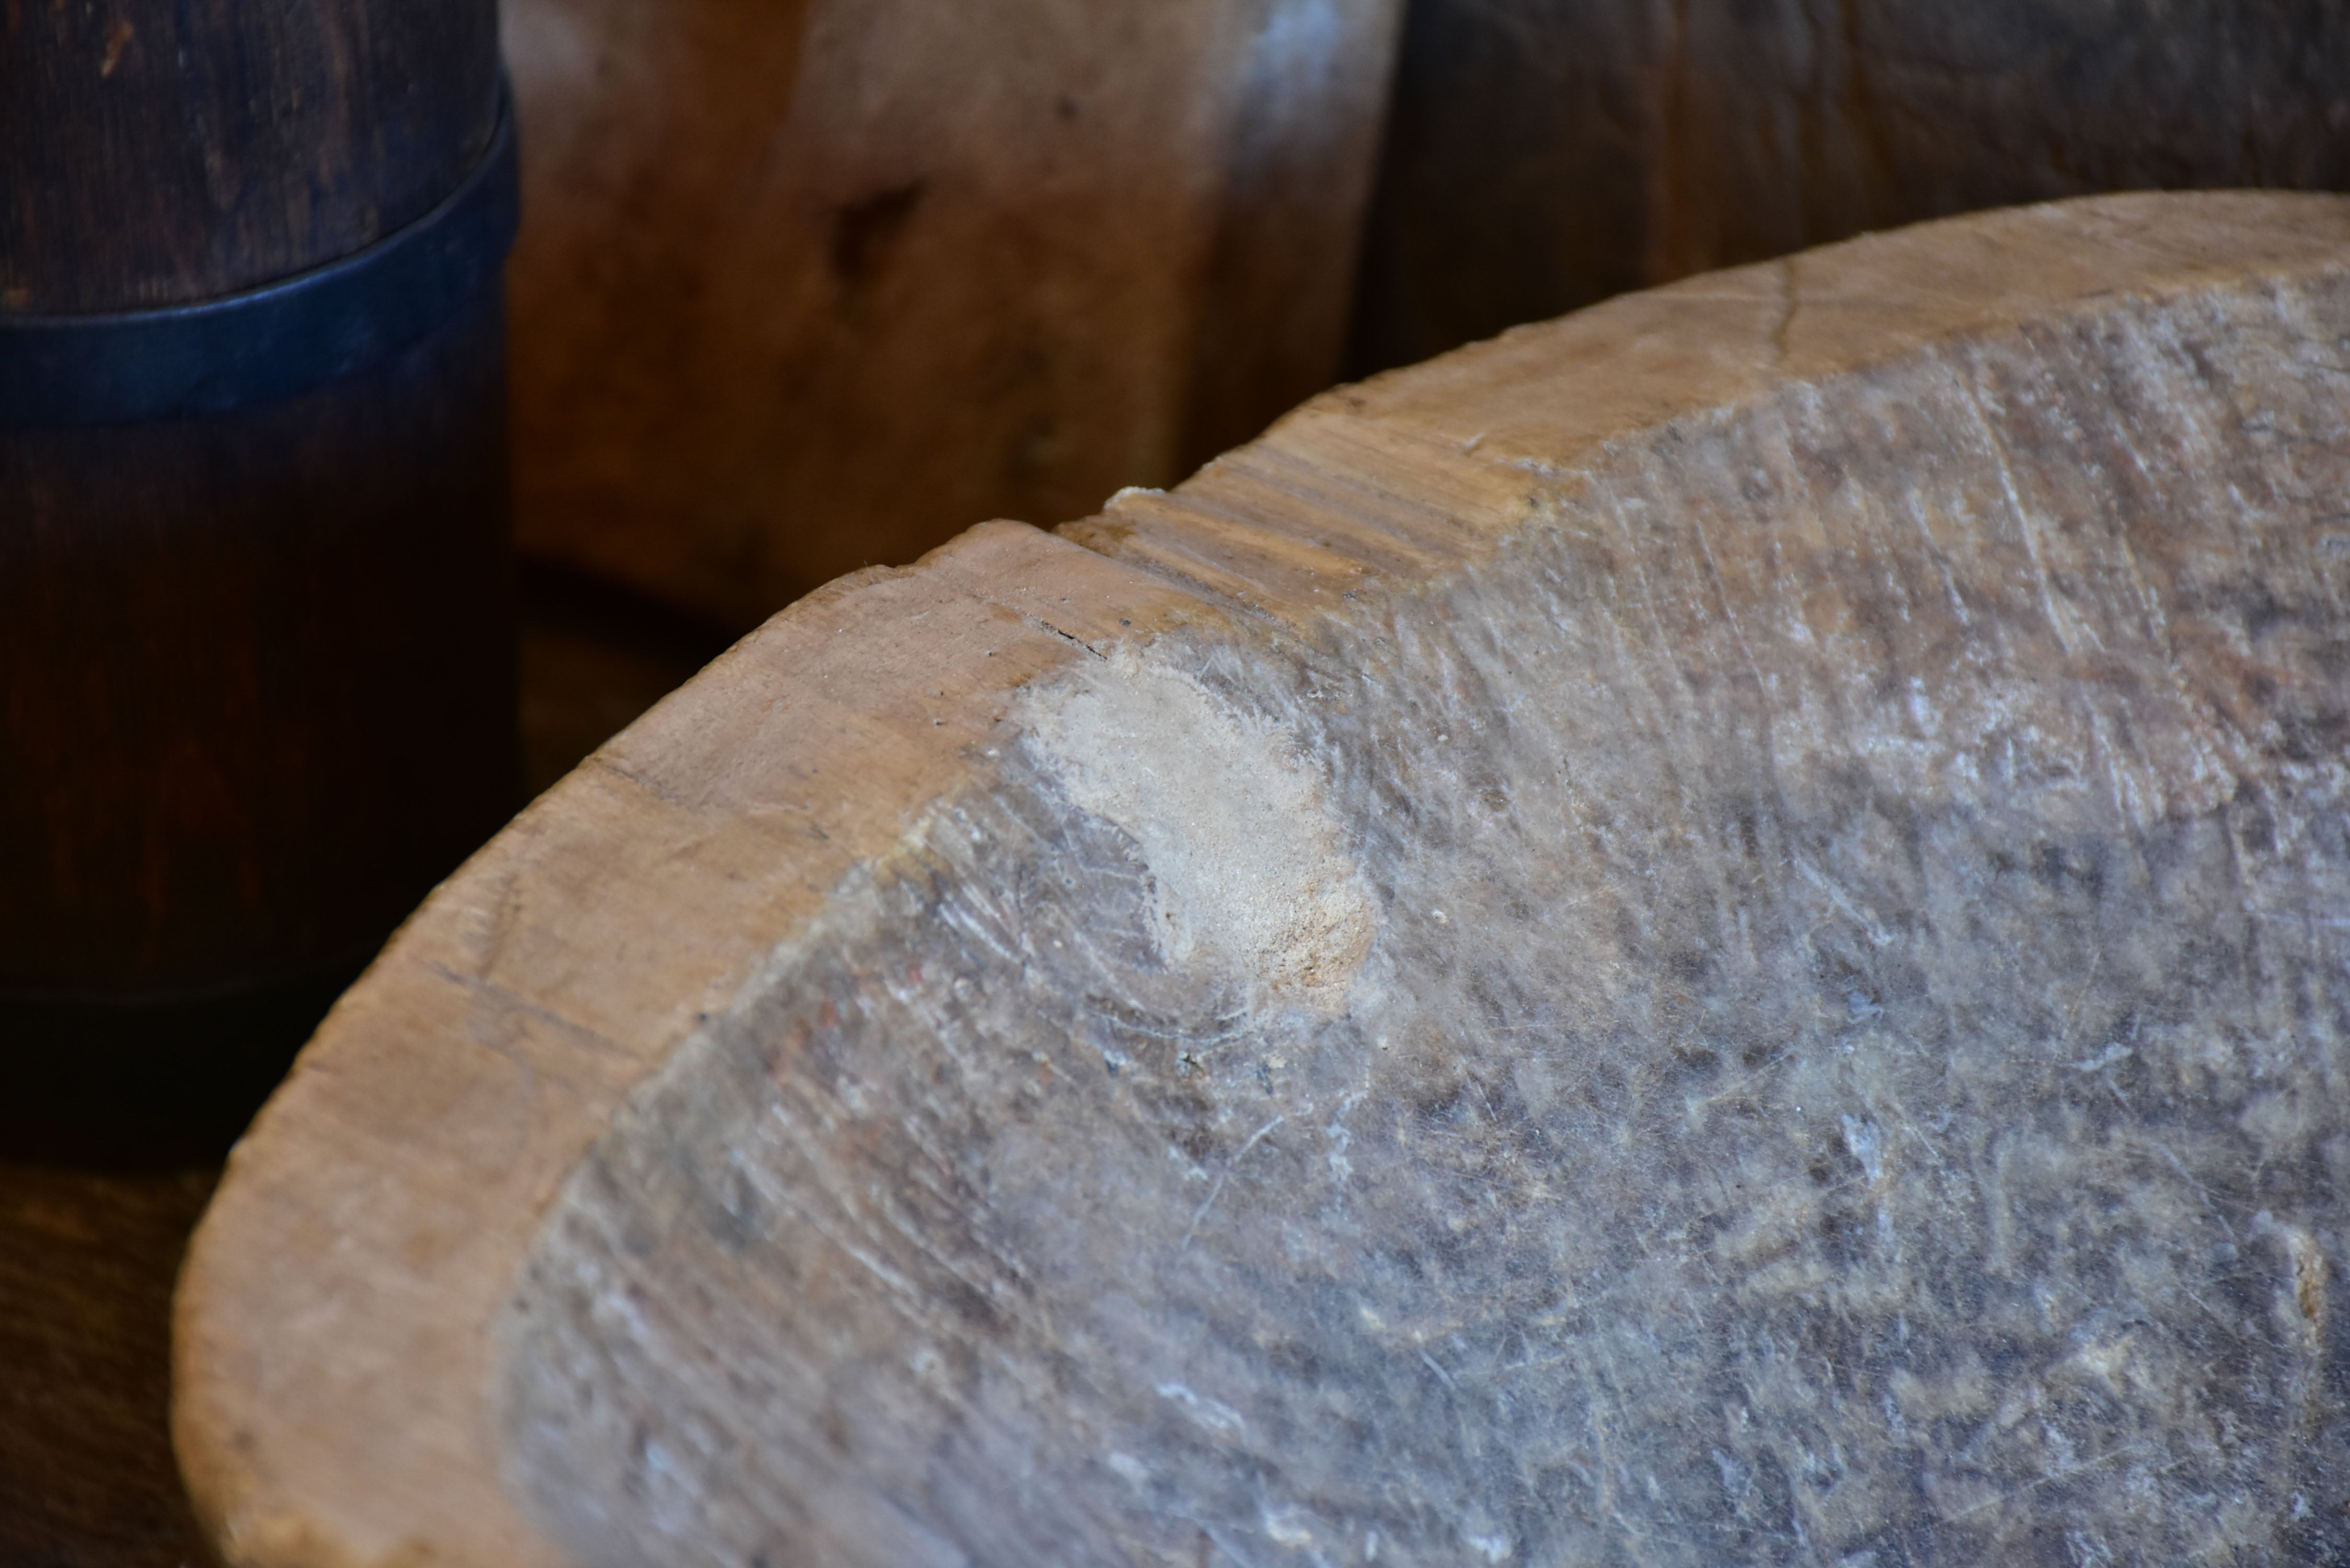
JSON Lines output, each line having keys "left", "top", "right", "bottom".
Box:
{"left": 180, "top": 192, "right": 2350, "bottom": 1566}
{"left": 501, "top": 0, "right": 1404, "bottom": 626}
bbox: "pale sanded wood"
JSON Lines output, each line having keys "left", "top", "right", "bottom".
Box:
{"left": 180, "top": 193, "right": 2350, "bottom": 1566}
{"left": 500, "top": 0, "right": 1404, "bottom": 626}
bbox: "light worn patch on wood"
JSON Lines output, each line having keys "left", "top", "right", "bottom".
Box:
{"left": 1026, "top": 650, "right": 1380, "bottom": 1010}
{"left": 180, "top": 193, "right": 2350, "bottom": 1568}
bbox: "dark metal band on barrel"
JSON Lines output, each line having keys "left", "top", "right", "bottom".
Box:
{"left": 0, "top": 80, "right": 519, "bottom": 428}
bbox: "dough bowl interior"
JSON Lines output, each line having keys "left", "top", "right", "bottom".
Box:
{"left": 178, "top": 193, "right": 2350, "bottom": 1568}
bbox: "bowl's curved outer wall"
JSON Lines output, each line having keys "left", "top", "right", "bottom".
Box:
{"left": 176, "top": 192, "right": 2350, "bottom": 1567}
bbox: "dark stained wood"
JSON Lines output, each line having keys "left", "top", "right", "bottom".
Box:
{"left": 0, "top": 0, "right": 513, "bottom": 1154}
{"left": 0, "top": 0, "right": 500, "bottom": 310}
{"left": 499, "top": 0, "right": 1403, "bottom": 628}
{"left": 0, "top": 1162, "right": 220, "bottom": 1568}
{"left": 0, "top": 301, "right": 514, "bottom": 1001}
{"left": 0, "top": 591, "right": 701, "bottom": 1568}
{"left": 516, "top": 563, "right": 737, "bottom": 799}
{"left": 176, "top": 193, "right": 2350, "bottom": 1568}
{"left": 1349, "top": 0, "right": 2350, "bottom": 374}
{"left": 0, "top": 296, "right": 516, "bottom": 1162}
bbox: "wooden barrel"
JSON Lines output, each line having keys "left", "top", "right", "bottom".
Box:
{"left": 0, "top": 0, "right": 516, "bottom": 1159}
{"left": 500, "top": 0, "right": 1405, "bottom": 628}
{"left": 177, "top": 193, "right": 2350, "bottom": 1566}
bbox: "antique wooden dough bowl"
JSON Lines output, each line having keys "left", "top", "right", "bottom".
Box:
{"left": 178, "top": 194, "right": 2350, "bottom": 1567}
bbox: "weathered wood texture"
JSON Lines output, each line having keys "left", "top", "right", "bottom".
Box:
{"left": 181, "top": 193, "right": 2350, "bottom": 1567}
{"left": 1, "top": 0, "right": 515, "bottom": 1149}
{"left": 0, "top": 307, "right": 513, "bottom": 1001}
{"left": 517, "top": 564, "right": 739, "bottom": 798}
{"left": 1349, "top": 0, "right": 2350, "bottom": 374}
{"left": 500, "top": 0, "right": 1404, "bottom": 626}
{"left": 0, "top": 577, "right": 723, "bottom": 1568}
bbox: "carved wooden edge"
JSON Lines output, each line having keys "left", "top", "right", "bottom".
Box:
{"left": 174, "top": 191, "right": 2350, "bottom": 1568}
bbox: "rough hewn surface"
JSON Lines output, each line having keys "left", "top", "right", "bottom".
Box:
{"left": 501, "top": 237, "right": 2350, "bottom": 1561}
{"left": 177, "top": 195, "right": 2350, "bottom": 1568}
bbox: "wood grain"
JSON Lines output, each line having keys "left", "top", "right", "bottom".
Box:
{"left": 179, "top": 192, "right": 2350, "bottom": 1566}
{"left": 0, "top": 302, "right": 513, "bottom": 1000}
{"left": 0, "top": 574, "right": 743, "bottom": 1568}
{"left": 1, "top": 0, "right": 515, "bottom": 1152}
{"left": 500, "top": 0, "right": 1404, "bottom": 626}
{"left": 0, "top": 0, "right": 498, "bottom": 309}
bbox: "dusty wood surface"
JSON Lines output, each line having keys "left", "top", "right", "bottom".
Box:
{"left": 1349, "top": 0, "right": 2350, "bottom": 376}
{"left": 182, "top": 192, "right": 2350, "bottom": 1566}
{"left": 500, "top": 0, "right": 1403, "bottom": 626}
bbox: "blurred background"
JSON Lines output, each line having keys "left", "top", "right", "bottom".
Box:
{"left": 4, "top": 0, "right": 2347, "bottom": 1559}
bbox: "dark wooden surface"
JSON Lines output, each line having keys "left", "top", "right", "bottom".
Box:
{"left": 0, "top": 300, "right": 514, "bottom": 1001}
{"left": 1, "top": 0, "right": 514, "bottom": 1158}
{"left": 0, "top": 0, "right": 498, "bottom": 310}
{"left": 0, "top": 295, "right": 518, "bottom": 1163}
{"left": 1347, "top": 0, "right": 2350, "bottom": 375}
{"left": 0, "top": 573, "right": 726, "bottom": 1566}
{"left": 0, "top": 1163, "right": 220, "bottom": 1568}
